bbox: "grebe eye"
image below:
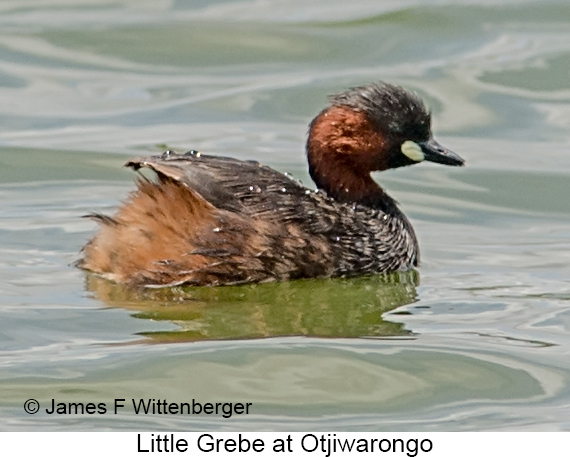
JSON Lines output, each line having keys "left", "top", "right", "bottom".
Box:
{"left": 401, "top": 141, "right": 425, "bottom": 162}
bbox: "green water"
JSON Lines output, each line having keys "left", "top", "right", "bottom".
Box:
{"left": 1, "top": 0, "right": 569, "bottom": 431}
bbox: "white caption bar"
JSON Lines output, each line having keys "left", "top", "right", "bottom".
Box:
{"left": 3, "top": 432, "right": 568, "bottom": 456}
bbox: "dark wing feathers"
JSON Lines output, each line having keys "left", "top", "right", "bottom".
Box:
{"left": 126, "top": 152, "right": 322, "bottom": 224}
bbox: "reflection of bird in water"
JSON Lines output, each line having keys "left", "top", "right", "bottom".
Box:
{"left": 79, "top": 82, "right": 463, "bottom": 287}
{"left": 85, "top": 271, "right": 419, "bottom": 343}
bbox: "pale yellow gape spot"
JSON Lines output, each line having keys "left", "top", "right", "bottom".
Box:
{"left": 401, "top": 140, "right": 425, "bottom": 162}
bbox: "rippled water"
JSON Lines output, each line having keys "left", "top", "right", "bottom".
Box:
{"left": 1, "top": 0, "right": 570, "bottom": 431}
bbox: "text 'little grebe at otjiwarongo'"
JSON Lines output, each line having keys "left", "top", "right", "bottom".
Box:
{"left": 78, "top": 82, "right": 465, "bottom": 287}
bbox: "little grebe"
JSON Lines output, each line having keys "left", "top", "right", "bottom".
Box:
{"left": 79, "top": 82, "right": 464, "bottom": 287}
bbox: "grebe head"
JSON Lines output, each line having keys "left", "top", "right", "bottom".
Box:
{"left": 307, "top": 82, "right": 464, "bottom": 205}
